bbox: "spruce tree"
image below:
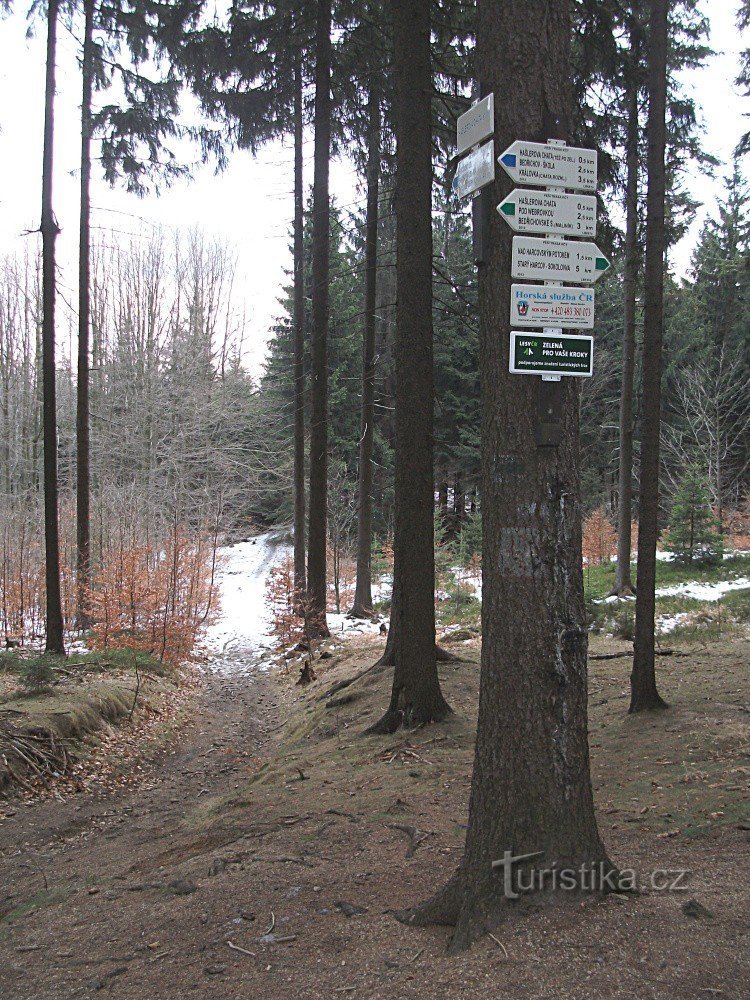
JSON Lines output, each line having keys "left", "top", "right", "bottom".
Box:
{"left": 666, "top": 467, "right": 723, "bottom": 565}
{"left": 41, "top": 0, "right": 65, "bottom": 655}
{"left": 631, "top": 0, "right": 669, "bottom": 714}
{"left": 367, "top": 0, "right": 450, "bottom": 732}
{"left": 402, "top": 0, "right": 612, "bottom": 950}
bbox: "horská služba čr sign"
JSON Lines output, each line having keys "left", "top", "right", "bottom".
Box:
{"left": 509, "top": 332, "right": 594, "bottom": 378}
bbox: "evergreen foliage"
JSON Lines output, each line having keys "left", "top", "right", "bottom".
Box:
{"left": 665, "top": 466, "right": 724, "bottom": 564}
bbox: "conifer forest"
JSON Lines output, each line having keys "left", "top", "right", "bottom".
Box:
{"left": 0, "top": 2, "right": 749, "bottom": 997}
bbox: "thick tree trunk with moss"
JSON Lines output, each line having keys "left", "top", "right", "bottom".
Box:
{"left": 368, "top": 0, "right": 450, "bottom": 732}
{"left": 293, "top": 50, "right": 306, "bottom": 608}
{"left": 306, "top": 0, "right": 331, "bottom": 640}
{"left": 402, "top": 0, "right": 611, "bottom": 949}
{"left": 632, "top": 0, "right": 669, "bottom": 713}
{"left": 351, "top": 78, "right": 381, "bottom": 619}
{"left": 42, "top": 0, "right": 65, "bottom": 656}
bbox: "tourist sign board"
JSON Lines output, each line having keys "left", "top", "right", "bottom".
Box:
{"left": 511, "top": 236, "right": 610, "bottom": 284}
{"left": 498, "top": 141, "right": 597, "bottom": 191}
{"left": 498, "top": 189, "right": 597, "bottom": 237}
{"left": 509, "top": 332, "right": 594, "bottom": 378}
{"left": 453, "top": 140, "right": 495, "bottom": 200}
{"left": 510, "top": 284, "right": 595, "bottom": 329}
{"left": 456, "top": 93, "right": 494, "bottom": 155}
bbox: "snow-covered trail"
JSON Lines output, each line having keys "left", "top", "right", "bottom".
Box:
{"left": 202, "top": 529, "right": 292, "bottom": 672}
{"left": 201, "top": 528, "right": 386, "bottom": 674}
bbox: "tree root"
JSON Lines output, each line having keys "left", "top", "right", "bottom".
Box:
{"left": 397, "top": 854, "right": 623, "bottom": 952}
{"left": 318, "top": 661, "right": 386, "bottom": 701}
{"left": 364, "top": 697, "right": 452, "bottom": 736}
{"left": 395, "top": 870, "right": 462, "bottom": 927}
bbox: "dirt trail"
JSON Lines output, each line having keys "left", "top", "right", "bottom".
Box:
{"left": 0, "top": 660, "right": 280, "bottom": 999}
{"left": 1, "top": 634, "right": 748, "bottom": 999}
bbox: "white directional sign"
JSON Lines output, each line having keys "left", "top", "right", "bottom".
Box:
{"left": 510, "top": 284, "right": 595, "bottom": 329}
{"left": 453, "top": 140, "right": 495, "bottom": 200}
{"left": 511, "top": 236, "right": 610, "bottom": 284}
{"left": 498, "top": 189, "right": 597, "bottom": 237}
{"left": 498, "top": 141, "right": 597, "bottom": 191}
{"left": 456, "top": 93, "right": 494, "bottom": 155}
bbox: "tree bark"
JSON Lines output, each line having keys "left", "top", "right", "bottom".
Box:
{"left": 402, "top": 0, "right": 612, "bottom": 948}
{"left": 76, "top": 0, "right": 94, "bottom": 632}
{"left": 293, "top": 49, "right": 306, "bottom": 608}
{"left": 631, "top": 0, "right": 669, "bottom": 713}
{"left": 368, "top": 0, "right": 450, "bottom": 732}
{"left": 306, "top": 0, "right": 332, "bottom": 640}
{"left": 41, "top": 0, "right": 65, "bottom": 656}
{"left": 453, "top": 473, "right": 464, "bottom": 534}
{"left": 611, "top": 58, "right": 640, "bottom": 598}
{"left": 350, "top": 77, "right": 381, "bottom": 619}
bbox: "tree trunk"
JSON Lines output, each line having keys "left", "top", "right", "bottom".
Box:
{"left": 351, "top": 77, "right": 381, "bottom": 619}
{"left": 438, "top": 481, "right": 448, "bottom": 516}
{"left": 306, "top": 0, "right": 332, "bottom": 640}
{"left": 453, "top": 473, "right": 464, "bottom": 533}
{"left": 76, "top": 0, "right": 94, "bottom": 632}
{"left": 41, "top": 0, "right": 65, "bottom": 656}
{"left": 611, "top": 62, "right": 640, "bottom": 598}
{"left": 368, "top": 0, "right": 450, "bottom": 732}
{"left": 293, "top": 50, "right": 306, "bottom": 608}
{"left": 402, "top": 0, "right": 612, "bottom": 948}
{"left": 631, "top": 0, "right": 669, "bottom": 713}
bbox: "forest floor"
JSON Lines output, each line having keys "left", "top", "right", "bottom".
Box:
{"left": 1, "top": 626, "right": 748, "bottom": 999}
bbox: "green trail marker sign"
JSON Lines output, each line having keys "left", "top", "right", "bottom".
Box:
{"left": 509, "top": 332, "right": 594, "bottom": 378}
{"left": 511, "top": 236, "right": 610, "bottom": 284}
{"left": 498, "top": 189, "right": 597, "bottom": 237}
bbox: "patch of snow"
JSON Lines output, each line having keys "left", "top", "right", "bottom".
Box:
{"left": 597, "top": 593, "right": 636, "bottom": 605}
{"left": 202, "top": 530, "right": 292, "bottom": 669}
{"left": 654, "top": 577, "right": 750, "bottom": 602}
{"left": 656, "top": 613, "right": 689, "bottom": 634}
{"left": 326, "top": 612, "right": 384, "bottom": 639}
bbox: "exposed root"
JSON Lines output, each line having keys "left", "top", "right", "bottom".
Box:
{"left": 365, "top": 696, "right": 452, "bottom": 735}
{"left": 319, "top": 661, "right": 384, "bottom": 701}
{"left": 395, "top": 870, "right": 462, "bottom": 927}
{"left": 348, "top": 603, "right": 373, "bottom": 620}
{"left": 364, "top": 709, "right": 404, "bottom": 736}
{"left": 628, "top": 693, "right": 669, "bottom": 713}
{"left": 435, "top": 645, "right": 462, "bottom": 663}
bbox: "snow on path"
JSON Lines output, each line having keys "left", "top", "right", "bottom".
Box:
{"left": 203, "top": 530, "right": 292, "bottom": 667}
{"left": 201, "top": 529, "right": 384, "bottom": 673}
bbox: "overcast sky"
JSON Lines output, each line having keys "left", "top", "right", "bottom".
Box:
{"left": 0, "top": 2, "right": 747, "bottom": 374}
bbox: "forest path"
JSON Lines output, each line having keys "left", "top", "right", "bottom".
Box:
{"left": 0, "top": 648, "right": 281, "bottom": 997}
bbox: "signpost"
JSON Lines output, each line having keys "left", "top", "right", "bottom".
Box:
{"left": 509, "top": 332, "right": 594, "bottom": 378}
{"left": 453, "top": 140, "right": 495, "bottom": 200}
{"left": 497, "top": 140, "right": 597, "bottom": 191}
{"left": 510, "top": 283, "right": 594, "bottom": 329}
{"left": 457, "top": 93, "right": 495, "bottom": 155}
{"left": 511, "top": 236, "right": 610, "bottom": 284}
{"left": 498, "top": 189, "right": 597, "bottom": 237}
{"left": 453, "top": 115, "right": 608, "bottom": 419}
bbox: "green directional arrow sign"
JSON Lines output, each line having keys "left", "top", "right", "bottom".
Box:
{"left": 497, "top": 189, "right": 597, "bottom": 237}
{"left": 511, "top": 236, "right": 611, "bottom": 285}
